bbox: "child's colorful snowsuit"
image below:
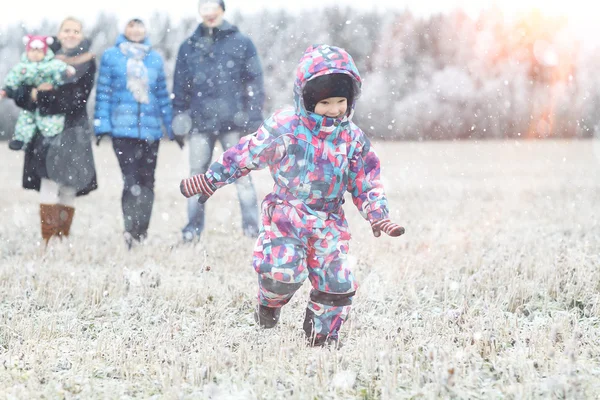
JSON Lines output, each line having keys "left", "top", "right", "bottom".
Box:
{"left": 204, "top": 44, "right": 391, "bottom": 343}
{"left": 3, "top": 50, "right": 70, "bottom": 145}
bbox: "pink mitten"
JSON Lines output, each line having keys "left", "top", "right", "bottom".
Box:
{"left": 371, "top": 218, "right": 405, "bottom": 237}
{"left": 180, "top": 174, "right": 216, "bottom": 204}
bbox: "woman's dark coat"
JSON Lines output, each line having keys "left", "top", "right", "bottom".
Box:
{"left": 13, "top": 57, "right": 98, "bottom": 196}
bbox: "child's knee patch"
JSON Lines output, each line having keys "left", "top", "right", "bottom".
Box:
{"left": 309, "top": 289, "right": 355, "bottom": 307}
{"left": 259, "top": 275, "right": 303, "bottom": 295}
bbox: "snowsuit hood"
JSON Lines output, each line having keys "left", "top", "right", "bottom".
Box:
{"left": 294, "top": 44, "right": 362, "bottom": 128}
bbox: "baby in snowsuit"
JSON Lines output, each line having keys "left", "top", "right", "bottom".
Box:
{"left": 1, "top": 35, "right": 74, "bottom": 150}
{"left": 180, "top": 44, "right": 404, "bottom": 346}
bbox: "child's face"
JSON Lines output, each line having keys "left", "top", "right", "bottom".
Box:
{"left": 314, "top": 97, "right": 348, "bottom": 118}
{"left": 27, "top": 49, "right": 45, "bottom": 62}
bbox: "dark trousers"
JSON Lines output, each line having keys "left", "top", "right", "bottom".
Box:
{"left": 112, "top": 138, "right": 159, "bottom": 240}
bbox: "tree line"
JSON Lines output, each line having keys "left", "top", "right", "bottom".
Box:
{"left": 1, "top": 6, "right": 597, "bottom": 141}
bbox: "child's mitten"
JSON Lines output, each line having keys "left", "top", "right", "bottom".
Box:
{"left": 180, "top": 174, "right": 216, "bottom": 204}
{"left": 371, "top": 218, "right": 405, "bottom": 237}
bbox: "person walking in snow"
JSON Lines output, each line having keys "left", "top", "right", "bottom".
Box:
{"left": 94, "top": 18, "right": 178, "bottom": 248}
{"left": 172, "top": 0, "right": 265, "bottom": 242}
{"left": 5, "top": 17, "right": 98, "bottom": 244}
{"left": 179, "top": 44, "right": 405, "bottom": 347}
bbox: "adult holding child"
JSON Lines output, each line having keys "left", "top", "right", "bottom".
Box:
{"left": 94, "top": 18, "right": 178, "bottom": 248}
{"left": 7, "top": 16, "right": 98, "bottom": 244}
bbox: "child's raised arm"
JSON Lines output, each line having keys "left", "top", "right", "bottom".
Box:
{"left": 179, "top": 112, "right": 287, "bottom": 203}
{"left": 180, "top": 174, "right": 215, "bottom": 204}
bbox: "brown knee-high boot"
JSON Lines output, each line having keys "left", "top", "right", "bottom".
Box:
{"left": 40, "top": 204, "right": 60, "bottom": 244}
{"left": 57, "top": 205, "right": 75, "bottom": 237}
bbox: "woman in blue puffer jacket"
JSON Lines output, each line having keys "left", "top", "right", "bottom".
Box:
{"left": 94, "top": 18, "right": 179, "bottom": 248}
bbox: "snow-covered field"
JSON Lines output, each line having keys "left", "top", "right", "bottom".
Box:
{"left": 0, "top": 139, "right": 599, "bottom": 398}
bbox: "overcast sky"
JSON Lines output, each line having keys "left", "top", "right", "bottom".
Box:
{"left": 1, "top": 0, "right": 595, "bottom": 38}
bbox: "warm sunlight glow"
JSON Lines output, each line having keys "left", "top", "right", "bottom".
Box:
{"left": 479, "top": 5, "right": 579, "bottom": 138}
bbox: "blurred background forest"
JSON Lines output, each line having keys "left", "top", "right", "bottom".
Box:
{"left": 0, "top": 6, "right": 597, "bottom": 141}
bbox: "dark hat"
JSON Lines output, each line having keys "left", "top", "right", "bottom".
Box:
{"left": 126, "top": 18, "right": 145, "bottom": 26}
{"left": 303, "top": 73, "right": 354, "bottom": 113}
{"left": 199, "top": 0, "right": 225, "bottom": 11}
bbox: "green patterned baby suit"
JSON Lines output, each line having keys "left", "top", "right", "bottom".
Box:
{"left": 3, "top": 50, "right": 70, "bottom": 144}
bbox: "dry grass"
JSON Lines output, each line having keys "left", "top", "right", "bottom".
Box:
{"left": 0, "top": 139, "right": 599, "bottom": 399}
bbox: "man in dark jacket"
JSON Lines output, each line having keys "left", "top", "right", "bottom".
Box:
{"left": 173, "top": 0, "right": 264, "bottom": 242}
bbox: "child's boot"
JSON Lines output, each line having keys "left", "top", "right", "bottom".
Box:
{"left": 254, "top": 305, "right": 281, "bottom": 328}
{"left": 8, "top": 139, "right": 24, "bottom": 151}
{"left": 303, "top": 289, "right": 354, "bottom": 348}
{"left": 255, "top": 275, "right": 303, "bottom": 328}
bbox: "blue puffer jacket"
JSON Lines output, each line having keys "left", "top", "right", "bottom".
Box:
{"left": 94, "top": 35, "right": 173, "bottom": 140}
{"left": 173, "top": 21, "right": 265, "bottom": 135}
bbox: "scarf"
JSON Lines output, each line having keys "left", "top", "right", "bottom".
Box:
{"left": 55, "top": 38, "right": 94, "bottom": 84}
{"left": 118, "top": 41, "right": 150, "bottom": 104}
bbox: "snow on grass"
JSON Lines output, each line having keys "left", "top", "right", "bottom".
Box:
{"left": 0, "top": 139, "right": 599, "bottom": 398}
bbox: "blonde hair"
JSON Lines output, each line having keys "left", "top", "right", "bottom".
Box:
{"left": 59, "top": 16, "right": 83, "bottom": 32}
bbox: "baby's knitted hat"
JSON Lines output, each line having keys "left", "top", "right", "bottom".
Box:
{"left": 23, "top": 35, "right": 54, "bottom": 55}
